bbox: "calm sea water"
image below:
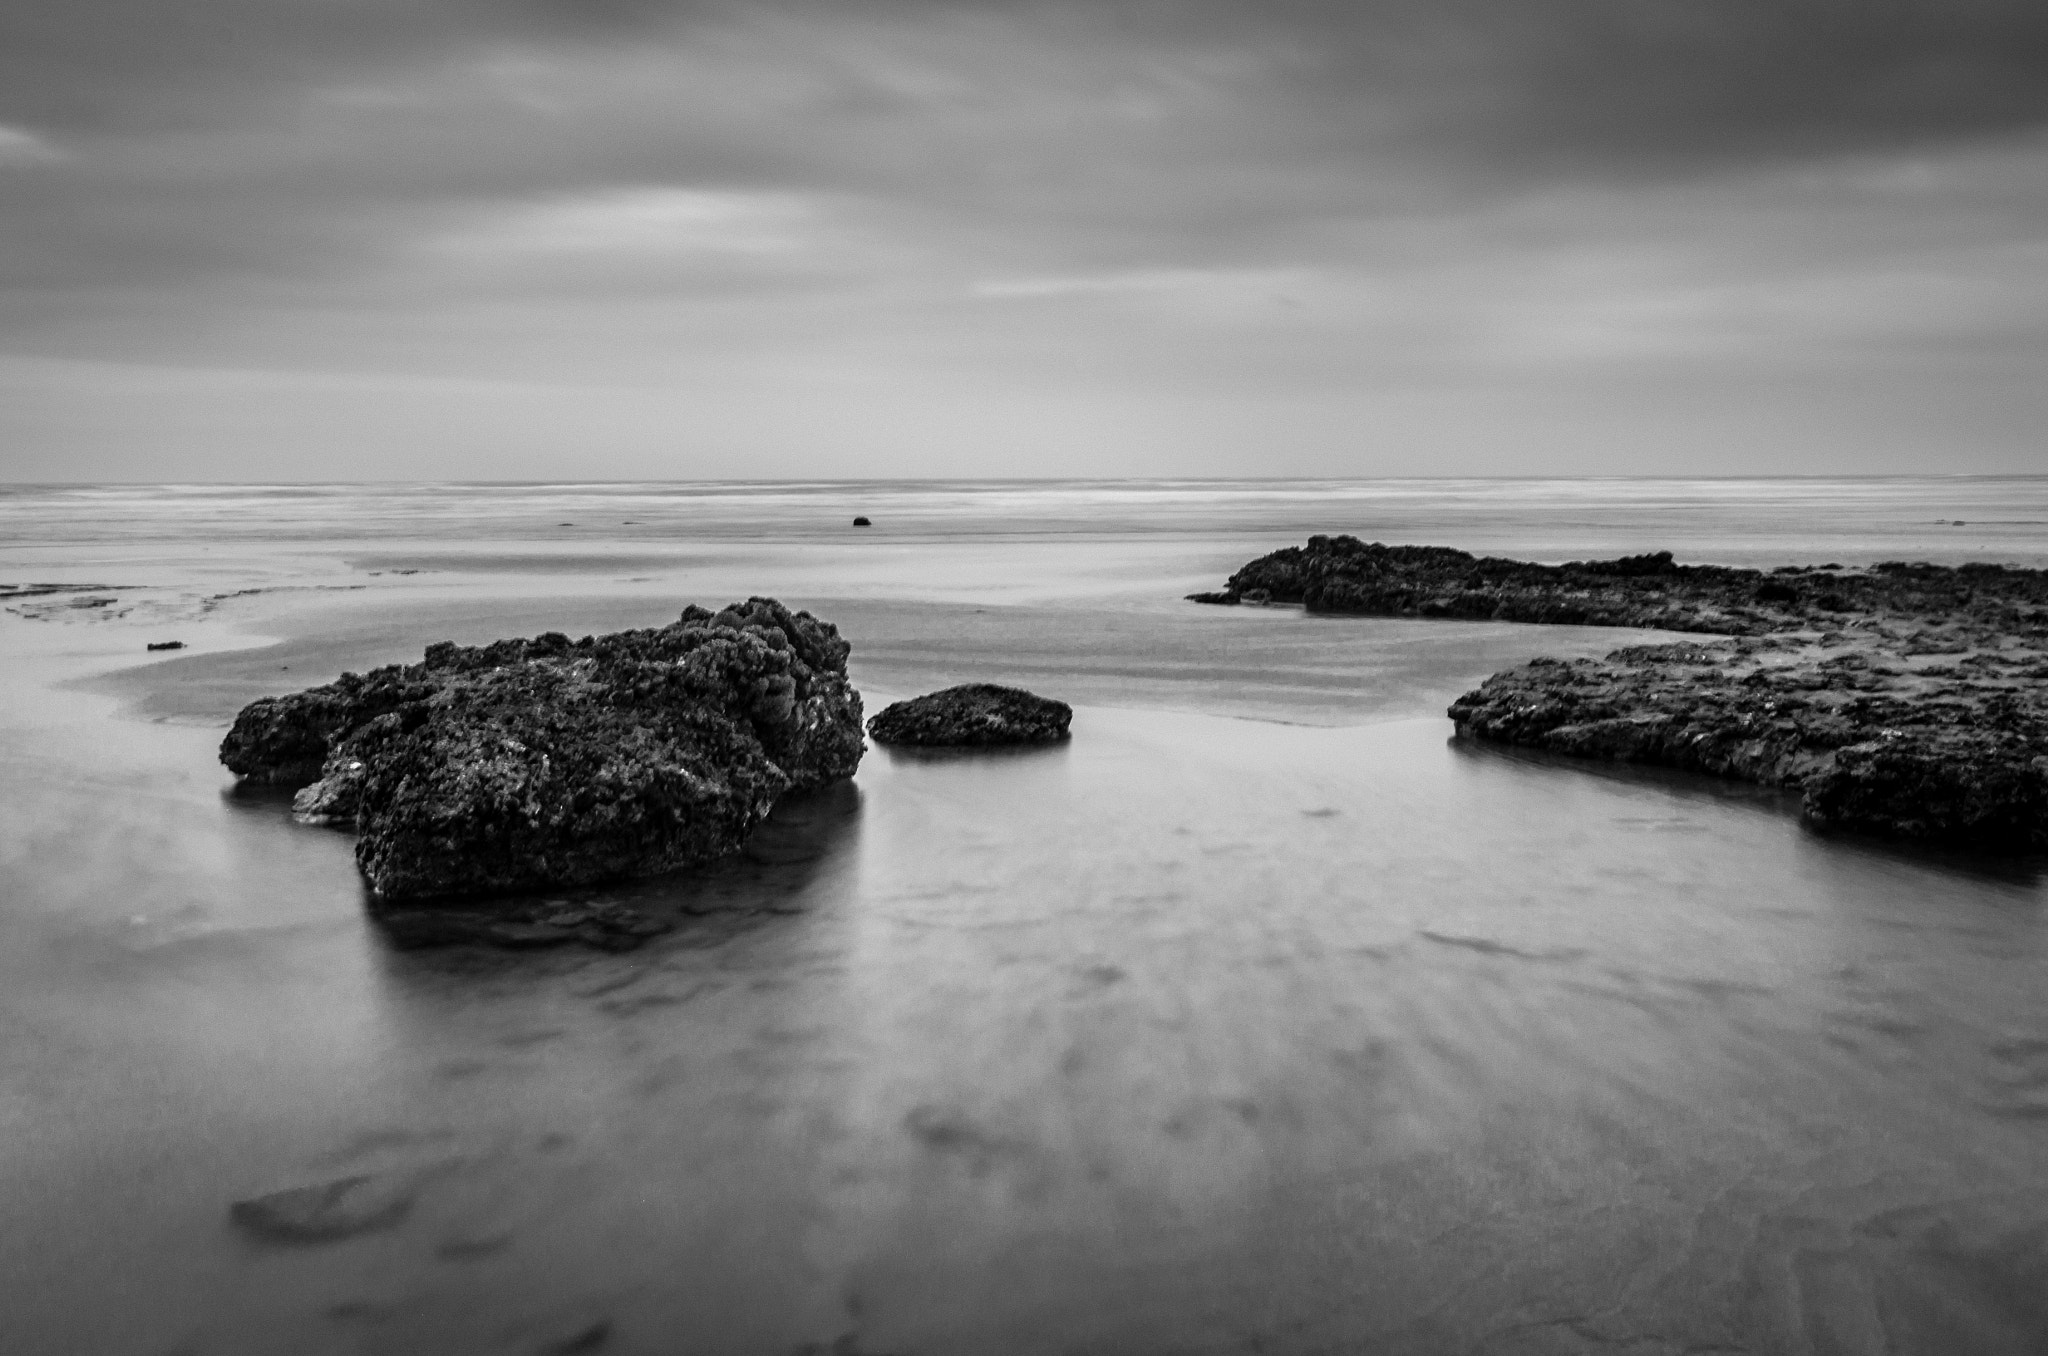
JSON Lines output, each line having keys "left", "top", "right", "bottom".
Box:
{"left": 2, "top": 480, "right": 2045, "bottom": 1355}
{"left": 6, "top": 476, "right": 2048, "bottom": 564}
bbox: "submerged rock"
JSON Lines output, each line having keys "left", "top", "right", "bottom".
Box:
{"left": 220, "top": 598, "right": 865, "bottom": 901}
{"left": 867, "top": 684, "right": 1071, "bottom": 747}
{"left": 229, "top": 1170, "right": 438, "bottom": 1244}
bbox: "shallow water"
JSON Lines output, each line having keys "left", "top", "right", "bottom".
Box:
{"left": 2, "top": 481, "right": 2046, "bottom": 1355}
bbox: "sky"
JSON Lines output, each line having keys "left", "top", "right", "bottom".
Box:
{"left": 1, "top": 0, "right": 2045, "bottom": 481}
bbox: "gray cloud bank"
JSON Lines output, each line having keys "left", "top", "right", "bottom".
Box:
{"left": 3, "top": 1, "right": 2045, "bottom": 478}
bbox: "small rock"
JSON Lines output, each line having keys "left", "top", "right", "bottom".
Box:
{"left": 867, "top": 684, "right": 1071, "bottom": 747}
{"left": 852, "top": 516, "right": 872, "bottom": 527}
{"left": 229, "top": 1173, "right": 419, "bottom": 1243}
{"left": 538, "top": 1319, "right": 612, "bottom": 1354}
{"left": 146, "top": 640, "right": 185, "bottom": 651}
{"left": 437, "top": 1231, "right": 515, "bottom": 1260}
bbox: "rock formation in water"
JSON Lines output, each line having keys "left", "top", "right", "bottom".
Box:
{"left": 867, "top": 683, "right": 1072, "bottom": 747}
{"left": 1192, "top": 535, "right": 2048, "bottom": 634}
{"left": 220, "top": 598, "right": 865, "bottom": 901}
{"left": 1197, "top": 538, "right": 2048, "bottom": 850}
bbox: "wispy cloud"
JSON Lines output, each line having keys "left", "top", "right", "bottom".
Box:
{"left": 431, "top": 187, "right": 813, "bottom": 260}
{"left": 971, "top": 268, "right": 1308, "bottom": 300}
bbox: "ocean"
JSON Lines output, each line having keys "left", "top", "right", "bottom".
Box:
{"left": 2, "top": 479, "right": 2045, "bottom": 1355}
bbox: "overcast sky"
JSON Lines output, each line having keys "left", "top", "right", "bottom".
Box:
{"left": 2, "top": 0, "right": 2044, "bottom": 480}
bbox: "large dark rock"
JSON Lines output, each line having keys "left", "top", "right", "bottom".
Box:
{"left": 1446, "top": 636, "right": 2048, "bottom": 851}
{"left": 219, "top": 598, "right": 864, "bottom": 901}
{"left": 867, "top": 684, "right": 1071, "bottom": 747}
{"left": 1192, "top": 535, "right": 2048, "bottom": 636}
{"left": 1200, "top": 538, "right": 2048, "bottom": 851}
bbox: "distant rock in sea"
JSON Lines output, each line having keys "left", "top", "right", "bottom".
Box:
{"left": 853, "top": 516, "right": 872, "bottom": 527}
{"left": 867, "top": 684, "right": 1072, "bottom": 747}
{"left": 146, "top": 640, "right": 184, "bottom": 651}
{"left": 1199, "top": 536, "right": 2048, "bottom": 851}
{"left": 220, "top": 598, "right": 865, "bottom": 905}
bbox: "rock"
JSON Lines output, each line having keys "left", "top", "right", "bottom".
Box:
{"left": 1205, "top": 538, "right": 2048, "bottom": 850}
{"left": 537, "top": 1320, "right": 612, "bottom": 1355}
{"left": 1804, "top": 734, "right": 2048, "bottom": 848}
{"left": 220, "top": 598, "right": 865, "bottom": 902}
{"left": 867, "top": 684, "right": 1072, "bottom": 747}
{"left": 1185, "top": 590, "right": 1238, "bottom": 605}
{"left": 229, "top": 1171, "right": 428, "bottom": 1243}
{"left": 1446, "top": 635, "right": 2048, "bottom": 850}
{"left": 852, "top": 516, "right": 872, "bottom": 527}
{"left": 1195, "top": 536, "right": 2048, "bottom": 636}
{"left": 146, "top": 640, "right": 185, "bottom": 651}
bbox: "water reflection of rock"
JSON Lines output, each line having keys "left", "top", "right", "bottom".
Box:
{"left": 366, "top": 779, "right": 866, "bottom": 952}
{"left": 873, "top": 739, "right": 1073, "bottom": 767}
{"left": 1446, "top": 732, "right": 2047, "bottom": 888}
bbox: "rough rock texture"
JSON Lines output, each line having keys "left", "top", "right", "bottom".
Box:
{"left": 220, "top": 598, "right": 865, "bottom": 900}
{"left": 1198, "top": 538, "right": 2048, "bottom": 850}
{"left": 1449, "top": 637, "right": 2048, "bottom": 850}
{"left": 1196, "top": 535, "right": 2048, "bottom": 636}
{"left": 867, "top": 684, "right": 1072, "bottom": 747}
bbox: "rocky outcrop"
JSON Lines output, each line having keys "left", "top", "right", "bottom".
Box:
{"left": 1194, "top": 535, "right": 2048, "bottom": 637}
{"left": 1446, "top": 637, "right": 2048, "bottom": 850}
{"left": 867, "top": 684, "right": 1072, "bottom": 747}
{"left": 1198, "top": 538, "right": 2048, "bottom": 850}
{"left": 219, "top": 598, "right": 865, "bottom": 901}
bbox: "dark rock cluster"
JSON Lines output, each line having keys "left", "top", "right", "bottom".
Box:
{"left": 1195, "top": 535, "right": 2048, "bottom": 636}
{"left": 220, "top": 598, "right": 864, "bottom": 901}
{"left": 867, "top": 684, "right": 1071, "bottom": 747}
{"left": 1197, "top": 537, "right": 2048, "bottom": 851}
{"left": 1449, "top": 637, "right": 2048, "bottom": 850}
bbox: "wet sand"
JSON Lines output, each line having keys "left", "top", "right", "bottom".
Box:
{"left": 5, "top": 488, "right": 2048, "bottom": 1355}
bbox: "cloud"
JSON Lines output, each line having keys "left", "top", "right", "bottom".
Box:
{"left": 0, "top": 1, "right": 2045, "bottom": 476}
{"left": 971, "top": 269, "right": 1308, "bottom": 300}
{"left": 431, "top": 187, "right": 811, "bottom": 258}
